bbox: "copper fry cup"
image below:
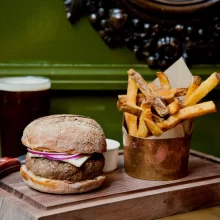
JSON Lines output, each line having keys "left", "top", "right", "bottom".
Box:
{"left": 123, "top": 126, "right": 191, "bottom": 181}
{"left": 122, "top": 58, "right": 195, "bottom": 181}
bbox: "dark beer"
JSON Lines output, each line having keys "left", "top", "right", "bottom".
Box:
{"left": 0, "top": 76, "right": 51, "bottom": 157}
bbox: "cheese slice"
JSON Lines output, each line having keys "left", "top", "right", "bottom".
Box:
{"left": 28, "top": 152, "right": 91, "bottom": 168}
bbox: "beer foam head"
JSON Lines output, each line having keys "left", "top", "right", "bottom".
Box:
{"left": 0, "top": 76, "right": 51, "bottom": 92}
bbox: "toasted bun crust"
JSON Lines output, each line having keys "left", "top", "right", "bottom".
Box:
{"left": 21, "top": 114, "right": 107, "bottom": 154}
{"left": 20, "top": 165, "right": 105, "bottom": 194}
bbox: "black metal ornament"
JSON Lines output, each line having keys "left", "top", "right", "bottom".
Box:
{"left": 63, "top": 0, "right": 220, "bottom": 69}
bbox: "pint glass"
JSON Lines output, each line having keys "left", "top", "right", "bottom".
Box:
{"left": 0, "top": 76, "right": 51, "bottom": 157}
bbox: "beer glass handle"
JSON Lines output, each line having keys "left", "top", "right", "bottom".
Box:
{"left": 0, "top": 157, "right": 21, "bottom": 178}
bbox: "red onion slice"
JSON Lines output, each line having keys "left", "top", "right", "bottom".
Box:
{"left": 28, "top": 148, "right": 68, "bottom": 156}
{"left": 43, "top": 153, "right": 82, "bottom": 161}
{"left": 27, "top": 148, "right": 82, "bottom": 161}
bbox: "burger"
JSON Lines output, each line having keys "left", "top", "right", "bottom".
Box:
{"left": 20, "top": 114, "right": 107, "bottom": 194}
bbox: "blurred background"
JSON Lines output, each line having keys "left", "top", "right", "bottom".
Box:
{"left": 0, "top": 0, "right": 219, "bottom": 156}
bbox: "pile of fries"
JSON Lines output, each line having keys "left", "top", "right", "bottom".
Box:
{"left": 117, "top": 69, "right": 220, "bottom": 138}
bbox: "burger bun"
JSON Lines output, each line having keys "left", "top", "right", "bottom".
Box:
{"left": 20, "top": 165, "right": 106, "bottom": 194}
{"left": 21, "top": 114, "right": 107, "bottom": 154}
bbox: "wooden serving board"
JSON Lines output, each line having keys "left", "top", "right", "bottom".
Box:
{"left": 1, "top": 150, "right": 220, "bottom": 220}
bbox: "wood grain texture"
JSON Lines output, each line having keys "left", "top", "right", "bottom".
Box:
{"left": 0, "top": 189, "right": 40, "bottom": 220}
{"left": 0, "top": 151, "right": 220, "bottom": 220}
{"left": 161, "top": 206, "right": 220, "bottom": 220}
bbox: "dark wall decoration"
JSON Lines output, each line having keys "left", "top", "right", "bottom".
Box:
{"left": 63, "top": 0, "right": 220, "bottom": 69}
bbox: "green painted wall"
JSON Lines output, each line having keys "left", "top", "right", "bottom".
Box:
{"left": 0, "top": 0, "right": 137, "bottom": 64}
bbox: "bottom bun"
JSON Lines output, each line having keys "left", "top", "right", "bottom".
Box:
{"left": 20, "top": 165, "right": 105, "bottom": 194}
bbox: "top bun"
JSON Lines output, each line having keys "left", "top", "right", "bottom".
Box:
{"left": 22, "top": 114, "right": 107, "bottom": 154}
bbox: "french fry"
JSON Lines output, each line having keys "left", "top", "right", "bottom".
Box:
{"left": 184, "top": 76, "right": 202, "bottom": 105}
{"left": 137, "top": 95, "right": 145, "bottom": 106}
{"left": 156, "top": 89, "right": 176, "bottom": 101}
{"left": 137, "top": 115, "right": 149, "bottom": 137}
{"left": 118, "top": 95, "right": 127, "bottom": 103}
{"left": 157, "top": 101, "right": 216, "bottom": 130}
{"left": 141, "top": 102, "right": 165, "bottom": 122}
{"left": 141, "top": 99, "right": 165, "bottom": 123}
{"left": 184, "top": 72, "right": 220, "bottom": 106}
{"left": 168, "top": 98, "right": 182, "bottom": 115}
{"left": 122, "top": 93, "right": 145, "bottom": 106}
{"left": 120, "top": 93, "right": 154, "bottom": 108}
{"left": 127, "top": 76, "right": 138, "bottom": 105}
{"left": 148, "top": 82, "right": 158, "bottom": 92}
{"left": 117, "top": 101, "right": 142, "bottom": 117}
{"left": 152, "top": 114, "right": 164, "bottom": 123}
{"left": 128, "top": 69, "right": 169, "bottom": 117}
{"left": 137, "top": 104, "right": 151, "bottom": 138}
{"left": 152, "top": 97, "right": 169, "bottom": 117}
{"left": 144, "top": 117, "right": 163, "bottom": 136}
{"left": 142, "top": 104, "right": 152, "bottom": 118}
{"left": 122, "top": 88, "right": 187, "bottom": 106}
{"left": 157, "top": 72, "right": 171, "bottom": 90}
{"left": 124, "top": 76, "right": 138, "bottom": 136}
{"left": 140, "top": 96, "right": 154, "bottom": 108}
{"left": 137, "top": 93, "right": 154, "bottom": 107}
{"left": 175, "top": 88, "right": 188, "bottom": 97}
{"left": 118, "top": 98, "right": 163, "bottom": 124}
{"left": 128, "top": 69, "right": 151, "bottom": 94}
{"left": 118, "top": 68, "right": 218, "bottom": 138}
{"left": 156, "top": 88, "right": 188, "bottom": 101}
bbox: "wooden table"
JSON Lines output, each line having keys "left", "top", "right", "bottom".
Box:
{"left": 162, "top": 206, "right": 220, "bottom": 220}
{"left": 1, "top": 189, "right": 220, "bottom": 220}
{"left": 1, "top": 150, "right": 220, "bottom": 220}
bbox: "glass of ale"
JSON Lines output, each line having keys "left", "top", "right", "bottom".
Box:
{"left": 0, "top": 76, "right": 51, "bottom": 157}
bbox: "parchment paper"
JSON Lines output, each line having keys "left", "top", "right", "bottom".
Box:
{"left": 151, "top": 57, "right": 193, "bottom": 138}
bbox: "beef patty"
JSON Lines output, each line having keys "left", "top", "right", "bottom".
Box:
{"left": 26, "top": 153, "right": 105, "bottom": 183}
